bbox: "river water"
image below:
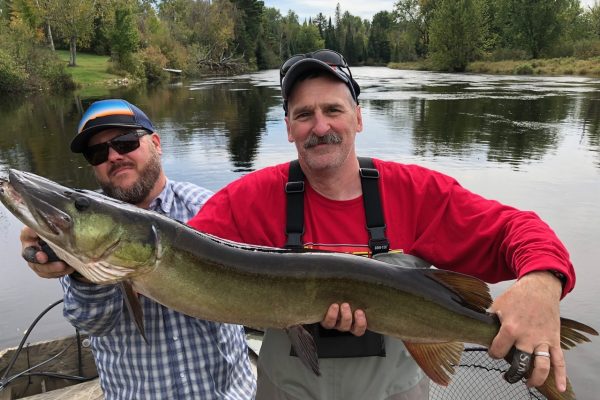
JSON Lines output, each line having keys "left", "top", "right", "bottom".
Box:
{"left": 1, "top": 67, "right": 599, "bottom": 398}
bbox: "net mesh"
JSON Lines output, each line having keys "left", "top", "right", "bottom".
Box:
{"left": 429, "top": 347, "right": 546, "bottom": 400}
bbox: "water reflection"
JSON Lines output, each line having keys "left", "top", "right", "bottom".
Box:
{"left": 1, "top": 68, "right": 599, "bottom": 184}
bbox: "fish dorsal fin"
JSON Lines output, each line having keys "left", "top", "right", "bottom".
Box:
{"left": 403, "top": 341, "right": 463, "bottom": 386}
{"left": 426, "top": 270, "right": 492, "bottom": 313}
{"left": 285, "top": 325, "right": 320, "bottom": 376}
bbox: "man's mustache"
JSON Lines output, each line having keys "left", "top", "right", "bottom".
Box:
{"left": 304, "top": 133, "right": 342, "bottom": 149}
{"left": 108, "top": 161, "right": 136, "bottom": 176}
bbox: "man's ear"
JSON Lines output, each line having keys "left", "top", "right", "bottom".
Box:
{"left": 285, "top": 117, "right": 294, "bottom": 143}
{"left": 151, "top": 133, "right": 162, "bottom": 155}
{"left": 356, "top": 106, "right": 363, "bottom": 133}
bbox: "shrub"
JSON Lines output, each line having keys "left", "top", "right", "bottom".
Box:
{"left": 139, "top": 46, "right": 169, "bottom": 83}
{"left": 573, "top": 39, "right": 600, "bottom": 59}
{"left": 485, "top": 48, "right": 529, "bottom": 61}
{"left": 0, "top": 20, "right": 74, "bottom": 92}
{"left": 514, "top": 63, "right": 534, "bottom": 75}
{"left": 0, "top": 49, "right": 27, "bottom": 92}
{"left": 543, "top": 42, "right": 574, "bottom": 58}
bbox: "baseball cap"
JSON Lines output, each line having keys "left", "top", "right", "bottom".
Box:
{"left": 71, "top": 99, "right": 155, "bottom": 153}
{"left": 280, "top": 49, "right": 360, "bottom": 110}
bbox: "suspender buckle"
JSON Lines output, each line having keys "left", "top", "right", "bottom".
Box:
{"left": 367, "top": 226, "right": 390, "bottom": 255}
{"left": 359, "top": 167, "right": 379, "bottom": 179}
{"left": 369, "top": 238, "right": 390, "bottom": 255}
{"left": 285, "top": 181, "right": 305, "bottom": 193}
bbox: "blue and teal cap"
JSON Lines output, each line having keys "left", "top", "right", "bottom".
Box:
{"left": 71, "top": 99, "right": 155, "bottom": 153}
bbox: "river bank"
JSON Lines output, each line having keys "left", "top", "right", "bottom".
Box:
{"left": 389, "top": 57, "right": 600, "bottom": 77}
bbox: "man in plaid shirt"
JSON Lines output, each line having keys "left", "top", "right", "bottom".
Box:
{"left": 19, "top": 99, "right": 256, "bottom": 399}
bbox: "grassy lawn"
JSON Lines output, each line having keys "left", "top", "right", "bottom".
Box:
{"left": 56, "top": 50, "right": 125, "bottom": 87}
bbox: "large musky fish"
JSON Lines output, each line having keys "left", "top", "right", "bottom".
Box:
{"left": 0, "top": 169, "right": 596, "bottom": 400}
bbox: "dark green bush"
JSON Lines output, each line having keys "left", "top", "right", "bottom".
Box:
{"left": 140, "top": 46, "right": 169, "bottom": 83}
{"left": 0, "top": 49, "right": 27, "bottom": 92}
{"left": 573, "top": 39, "right": 600, "bottom": 59}
{"left": 514, "top": 63, "right": 534, "bottom": 75}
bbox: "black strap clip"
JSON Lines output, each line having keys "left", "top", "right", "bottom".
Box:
{"left": 285, "top": 181, "right": 305, "bottom": 193}
{"left": 367, "top": 226, "right": 390, "bottom": 255}
{"left": 359, "top": 167, "right": 379, "bottom": 179}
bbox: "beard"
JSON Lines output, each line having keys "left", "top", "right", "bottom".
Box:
{"left": 97, "top": 148, "right": 162, "bottom": 205}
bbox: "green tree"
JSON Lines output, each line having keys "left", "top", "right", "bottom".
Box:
{"left": 428, "top": 0, "right": 485, "bottom": 71}
{"left": 337, "top": 10, "right": 367, "bottom": 64}
{"left": 231, "top": 0, "right": 264, "bottom": 66}
{"left": 395, "top": 0, "right": 439, "bottom": 57}
{"left": 497, "top": 0, "right": 573, "bottom": 58}
{"left": 279, "top": 10, "right": 300, "bottom": 58}
{"left": 43, "top": 0, "right": 100, "bottom": 66}
{"left": 295, "top": 21, "right": 324, "bottom": 53}
{"left": 324, "top": 17, "right": 337, "bottom": 50}
{"left": 258, "top": 6, "right": 282, "bottom": 68}
{"left": 368, "top": 11, "right": 394, "bottom": 63}
{"left": 107, "top": 0, "right": 139, "bottom": 69}
{"left": 590, "top": 2, "right": 600, "bottom": 37}
{"left": 313, "top": 12, "right": 327, "bottom": 38}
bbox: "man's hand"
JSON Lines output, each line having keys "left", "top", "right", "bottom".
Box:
{"left": 320, "top": 303, "right": 367, "bottom": 336}
{"left": 489, "top": 271, "right": 565, "bottom": 391}
{"left": 20, "top": 226, "right": 74, "bottom": 278}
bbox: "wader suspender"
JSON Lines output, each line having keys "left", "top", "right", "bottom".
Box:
{"left": 285, "top": 157, "right": 390, "bottom": 255}
{"left": 284, "top": 157, "right": 387, "bottom": 359}
{"left": 284, "top": 159, "right": 305, "bottom": 250}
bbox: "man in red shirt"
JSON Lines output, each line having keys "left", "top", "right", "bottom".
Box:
{"left": 188, "top": 49, "right": 572, "bottom": 400}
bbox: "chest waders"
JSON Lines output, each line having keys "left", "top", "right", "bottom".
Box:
{"left": 285, "top": 157, "right": 388, "bottom": 359}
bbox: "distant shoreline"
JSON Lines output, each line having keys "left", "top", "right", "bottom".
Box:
{"left": 389, "top": 57, "right": 600, "bottom": 78}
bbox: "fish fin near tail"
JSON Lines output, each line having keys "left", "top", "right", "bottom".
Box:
{"left": 285, "top": 325, "right": 320, "bottom": 376}
{"left": 119, "top": 281, "right": 148, "bottom": 344}
{"left": 559, "top": 317, "right": 599, "bottom": 349}
{"left": 424, "top": 270, "right": 492, "bottom": 313}
{"left": 535, "top": 372, "right": 576, "bottom": 400}
{"left": 511, "top": 318, "right": 598, "bottom": 400}
{"left": 403, "top": 341, "right": 463, "bottom": 386}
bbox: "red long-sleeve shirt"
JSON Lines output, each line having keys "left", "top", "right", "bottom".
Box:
{"left": 188, "top": 159, "right": 574, "bottom": 297}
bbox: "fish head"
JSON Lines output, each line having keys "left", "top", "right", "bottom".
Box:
{"left": 0, "top": 169, "right": 161, "bottom": 284}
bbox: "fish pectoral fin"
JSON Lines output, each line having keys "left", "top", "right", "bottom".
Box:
{"left": 119, "top": 281, "right": 148, "bottom": 344}
{"left": 403, "top": 341, "right": 463, "bottom": 386}
{"left": 285, "top": 325, "right": 320, "bottom": 376}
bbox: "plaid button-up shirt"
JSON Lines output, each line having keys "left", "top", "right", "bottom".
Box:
{"left": 60, "top": 180, "right": 256, "bottom": 399}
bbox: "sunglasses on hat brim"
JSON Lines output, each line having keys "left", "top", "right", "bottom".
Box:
{"left": 280, "top": 49, "right": 351, "bottom": 84}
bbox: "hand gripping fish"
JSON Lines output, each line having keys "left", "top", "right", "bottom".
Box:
{"left": 0, "top": 169, "right": 597, "bottom": 400}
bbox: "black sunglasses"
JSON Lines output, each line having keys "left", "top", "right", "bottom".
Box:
{"left": 279, "top": 49, "right": 350, "bottom": 84}
{"left": 83, "top": 130, "right": 150, "bottom": 166}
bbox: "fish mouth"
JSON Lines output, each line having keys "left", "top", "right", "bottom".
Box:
{"left": 33, "top": 201, "right": 72, "bottom": 235}
{"left": 3, "top": 169, "right": 74, "bottom": 237}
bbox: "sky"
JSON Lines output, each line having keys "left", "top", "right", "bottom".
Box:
{"left": 263, "top": 0, "right": 599, "bottom": 22}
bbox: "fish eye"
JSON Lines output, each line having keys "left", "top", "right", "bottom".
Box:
{"left": 74, "top": 196, "right": 91, "bottom": 211}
